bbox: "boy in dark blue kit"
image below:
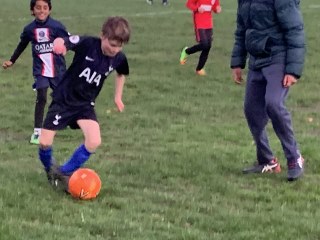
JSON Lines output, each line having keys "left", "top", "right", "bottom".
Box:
{"left": 38, "top": 16, "right": 131, "bottom": 191}
{"left": 2, "top": 0, "right": 69, "bottom": 145}
{"left": 230, "top": 0, "right": 306, "bottom": 181}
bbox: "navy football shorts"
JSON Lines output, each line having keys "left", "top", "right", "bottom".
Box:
{"left": 43, "top": 101, "right": 98, "bottom": 130}
{"left": 33, "top": 75, "right": 60, "bottom": 90}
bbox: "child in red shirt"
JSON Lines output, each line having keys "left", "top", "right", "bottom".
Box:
{"left": 180, "top": 0, "right": 221, "bottom": 76}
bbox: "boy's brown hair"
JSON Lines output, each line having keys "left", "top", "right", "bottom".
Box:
{"left": 101, "top": 16, "right": 131, "bottom": 44}
{"left": 30, "top": 0, "right": 52, "bottom": 11}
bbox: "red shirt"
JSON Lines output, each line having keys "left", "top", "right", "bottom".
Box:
{"left": 186, "top": 0, "right": 221, "bottom": 29}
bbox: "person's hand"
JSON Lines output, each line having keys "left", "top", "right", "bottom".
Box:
{"left": 53, "top": 38, "right": 67, "bottom": 55}
{"left": 2, "top": 60, "right": 13, "bottom": 69}
{"left": 215, "top": 5, "right": 222, "bottom": 13}
{"left": 198, "top": 5, "right": 206, "bottom": 13}
{"left": 232, "top": 68, "right": 243, "bottom": 84}
{"left": 198, "top": 4, "right": 212, "bottom": 13}
{"left": 114, "top": 98, "right": 124, "bottom": 112}
{"left": 283, "top": 74, "right": 297, "bottom": 87}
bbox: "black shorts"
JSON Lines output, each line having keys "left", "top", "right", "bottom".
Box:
{"left": 195, "top": 28, "right": 213, "bottom": 43}
{"left": 43, "top": 101, "right": 98, "bottom": 130}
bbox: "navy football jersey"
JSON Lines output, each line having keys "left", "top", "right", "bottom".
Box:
{"left": 52, "top": 36, "right": 129, "bottom": 107}
{"left": 10, "top": 16, "right": 69, "bottom": 78}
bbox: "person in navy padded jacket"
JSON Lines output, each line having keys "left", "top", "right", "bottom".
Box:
{"left": 230, "top": 0, "right": 306, "bottom": 181}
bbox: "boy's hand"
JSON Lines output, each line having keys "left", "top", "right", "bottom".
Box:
{"left": 283, "top": 74, "right": 297, "bottom": 87}
{"left": 2, "top": 60, "right": 13, "bottom": 69}
{"left": 115, "top": 98, "right": 124, "bottom": 112}
{"left": 53, "top": 38, "right": 67, "bottom": 55}
{"left": 215, "top": 6, "right": 222, "bottom": 13}
{"left": 198, "top": 6, "right": 205, "bottom": 13}
{"left": 232, "top": 68, "right": 243, "bottom": 84}
{"left": 198, "top": 5, "right": 211, "bottom": 13}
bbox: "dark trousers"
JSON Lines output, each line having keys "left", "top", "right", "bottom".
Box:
{"left": 34, "top": 88, "right": 48, "bottom": 128}
{"left": 186, "top": 29, "right": 212, "bottom": 71}
{"left": 244, "top": 64, "right": 300, "bottom": 164}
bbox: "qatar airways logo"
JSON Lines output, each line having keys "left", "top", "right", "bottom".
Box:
{"left": 35, "top": 43, "right": 54, "bottom": 54}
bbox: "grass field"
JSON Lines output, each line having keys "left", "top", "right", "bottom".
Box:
{"left": 0, "top": 0, "right": 320, "bottom": 239}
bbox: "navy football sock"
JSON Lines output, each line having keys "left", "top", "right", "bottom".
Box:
{"left": 39, "top": 147, "right": 53, "bottom": 172}
{"left": 60, "top": 144, "right": 92, "bottom": 174}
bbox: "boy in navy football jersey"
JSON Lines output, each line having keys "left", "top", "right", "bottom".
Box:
{"left": 2, "top": 0, "right": 69, "bottom": 145}
{"left": 38, "top": 16, "right": 131, "bottom": 191}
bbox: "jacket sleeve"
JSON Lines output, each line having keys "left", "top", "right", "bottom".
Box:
{"left": 275, "top": 0, "right": 305, "bottom": 78}
{"left": 186, "top": 0, "right": 199, "bottom": 12}
{"left": 230, "top": 6, "right": 247, "bottom": 69}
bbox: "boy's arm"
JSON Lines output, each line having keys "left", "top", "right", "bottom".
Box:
{"left": 186, "top": 0, "right": 199, "bottom": 12}
{"left": 9, "top": 40, "right": 29, "bottom": 64}
{"left": 3, "top": 30, "right": 29, "bottom": 69}
{"left": 275, "top": 0, "right": 305, "bottom": 79}
{"left": 212, "top": 0, "right": 222, "bottom": 13}
{"left": 53, "top": 35, "right": 85, "bottom": 55}
{"left": 230, "top": 6, "right": 247, "bottom": 70}
{"left": 53, "top": 38, "right": 67, "bottom": 55}
{"left": 57, "top": 21, "right": 70, "bottom": 38}
{"left": 114, "top": 73, "right": 125, "bottom": 112}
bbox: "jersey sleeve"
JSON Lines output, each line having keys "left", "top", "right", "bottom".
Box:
{"left": 115, "top": 53, "right": 129, "bottom": 76}
{"left": 56, "top": 22, "right": 70, "bottom": 38}
{"left": 10, "top": 27, "right": 30, "bottom": 63}
{"left": 63, "top": 35, "right": 88, "bottom": 52}
{"left": 186, "top": 0, "right": 199, "bottom": 11}
{"left": 212, "top": 0, "right": 221, "bottom": 12}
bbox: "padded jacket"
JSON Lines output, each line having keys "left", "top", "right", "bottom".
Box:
{"left": 230, "top": 0, "right": 305, "bottom": 78}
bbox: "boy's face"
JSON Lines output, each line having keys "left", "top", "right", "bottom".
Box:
{"left": 100, "top": 36, "right": 123, "bottom": 57}
{"left": 32, "top": 0, "right": 51, "bottom": 21}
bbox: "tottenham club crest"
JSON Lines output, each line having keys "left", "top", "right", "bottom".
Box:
{"left": 53, "top": 114, "right": 62, "bottom": 126}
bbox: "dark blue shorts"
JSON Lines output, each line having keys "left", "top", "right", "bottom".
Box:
{"left": 33, "top": 75, "right": 61, "bottom": 90}
{"left": 43, "top": 101, "right": 98, "bottom": 131}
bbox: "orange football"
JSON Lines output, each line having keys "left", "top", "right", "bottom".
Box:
{"left": 68, "top": 168, "right": 102, "bottom": 200}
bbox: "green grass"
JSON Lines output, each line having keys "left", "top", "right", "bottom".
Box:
{"left": 1, "top": 0, "right": 320, "bottom": 239}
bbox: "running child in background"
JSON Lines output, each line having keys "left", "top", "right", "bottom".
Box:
{"left": 146, "top": 0, "right": 168, "bottom": 6}
{"left": 180, "top": 0, "right": 221, "bottom": 76}
{"left": 2, "top": 0, "right": 69, "bottom": 145}
{"left": 39, "top": 16, "right": 131, "bottom": 191}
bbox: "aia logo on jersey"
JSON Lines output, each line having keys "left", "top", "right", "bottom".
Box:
{"left": 35, "top": 28, "right": 49, "bottom": 43}
{"left": 79, "top": 67, "right": 101, "bottom": 86}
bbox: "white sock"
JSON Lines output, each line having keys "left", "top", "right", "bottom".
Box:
{"left": 34, "top": 128, "right": 41, "bottom": 135}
